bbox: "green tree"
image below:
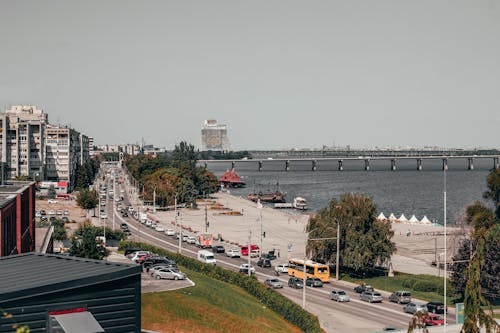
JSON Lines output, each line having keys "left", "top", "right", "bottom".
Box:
{"left": 47, "top": 185, "right": 56, "bottom": 199}
{"left": 171, "top": 141, "right": 197, "bottom": 175}
{"left": 70, "top": 223, "right": 108, "bottom": 260}
{"left": 76, "top": 189, "right": 98, "bottom": 215}
{"left": 307, "top": 193, "right": 396, "bottom": 275}
{"left": 52, "top": 219, "right": 67, "bottom": 241}
{"left": 483, "top": 168, "right": 500, "bottom": 218}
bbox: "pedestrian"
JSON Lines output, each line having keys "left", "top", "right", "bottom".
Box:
{"left": 277, "top": 249, "right": 280, "bottom": 258}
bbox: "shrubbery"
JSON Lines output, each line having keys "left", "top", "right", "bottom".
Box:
{"left": 120, "top": 241, "right": 323, "bottom": 333}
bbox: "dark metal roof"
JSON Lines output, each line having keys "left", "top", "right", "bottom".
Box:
{"left": 0, "top": 253, "right": 141, "bottom": 303}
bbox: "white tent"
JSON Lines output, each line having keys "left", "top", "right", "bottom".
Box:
{"left": 377, "top": 212, "right": 387, "bottom": 220}
{"left": 420, "top": 216, "right": 432, "bottom": 224}
{"left": 398, "top": 214, "right": 408, "bottom": 223}
{"left": 409, "top": 215, "right": 419, "bottom": 224}
{"left": 389, "top": 213, "right": 397, "bottom": 222}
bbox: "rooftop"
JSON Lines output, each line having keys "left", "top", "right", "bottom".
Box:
{"left": 0, "top": 253, "right": 141, "bottom": 303}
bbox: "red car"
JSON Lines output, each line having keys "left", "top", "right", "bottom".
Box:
{"left": 423, "top": 313, "right": 445, "bottom": 326}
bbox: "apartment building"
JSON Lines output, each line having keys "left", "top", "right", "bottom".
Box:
{"left": 201, "top": 119, "right": 230, "bottom": 151}
{"left": 0, "top": 105, "right": 47, "bottom": 180}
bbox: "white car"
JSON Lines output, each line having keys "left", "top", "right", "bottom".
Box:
{"left": 155, "top": 225, "right": 165, "bottom": 232}
{"left": 48, "top": 199, "right": 58, "bottom": 204}
{"left": 145, "top": 220, "right": 152, "bottom": 227}
{"left": 129, "top": 251, "right": 152, "bottom": 262}
{"left": 274, "top": 263, "right": 289, "bottom": 274}
{"left": 239, "top": 264, "right": 255, "bottom": 273}
{"left": 226, "top": 248, "right": 241, "bottom": 258}
{"left": 165, "top": 229, "right": 175, "bottom": 236}
{"left": 100, "top": 213, "right": 108, "bottom": 219}
{"left": 186, "top": 236, "right": 196, "bottom": 244}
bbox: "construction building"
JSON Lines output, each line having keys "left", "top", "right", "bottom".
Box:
{"left": 201, "top": 119, "right": 230, "bottom": 151}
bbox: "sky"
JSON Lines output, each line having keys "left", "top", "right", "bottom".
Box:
{"left": 1, "top": 0, "right": 499, "bottom": 150}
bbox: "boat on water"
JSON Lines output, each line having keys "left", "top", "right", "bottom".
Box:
{"left": 248, "top": 191, "right": 286, "bottom": 203}
{"left": 218, "top": 169, "right": 246, "bottom": 188}
{"left": 292, "top": 197, "right": 308, "bottom": 210}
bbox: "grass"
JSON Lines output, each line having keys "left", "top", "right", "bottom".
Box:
{"left": 341, "top": 272, "right": 456, "bottom": 306}
{"left": 142, "top": 268, "right": 302, "bottom": 333}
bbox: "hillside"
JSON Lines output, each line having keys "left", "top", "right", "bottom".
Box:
{"left": 142, "top": 268, "right": 302, "bottom": 333}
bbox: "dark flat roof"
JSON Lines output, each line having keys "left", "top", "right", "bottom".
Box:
{"left": 0, "top": 253, "right": 141, "bottom": 303}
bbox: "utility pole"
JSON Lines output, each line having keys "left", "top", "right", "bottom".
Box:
{"left": 336, "top": 219, "right": 340, "bottom": 280}
{"left": 248, "top": 230, "right": 252, "bottom": 277}
{"left": 443, "top": 168, "right": 447, "bottom": 332}
{"left": 112, "top": 172, "right": 116, "bottom": 231}
{"left": 260, "top": 208, "right": 263, "bottom": 253}
{"left": 205, "top": 204, "right": 208, "bottom": 233}
{"left": 176, "top": 195, "right": 182, "bottom": 254}
{"left": 153, "top": 187, "right": 156, "bottom": 213}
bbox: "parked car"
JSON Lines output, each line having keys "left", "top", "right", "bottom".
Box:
{"left": 63, "top": 210, "right": 70, "bottom": 215}
{"left": 264, "top": 278, "right": 284, "bottom": 289}
{"left": 226, "top": 248, "right": 240, "bottom": 258}
{"left": 155, "top": 225, "right": 165, "bottom": 232}
{"left": 389, "top": 290, "right": 412, "bottom": 304}
{"left": 49, "top": 216, "right": 56, "bottom": 222}
{"left": 423, "top": 313, "right": 445, "bottom": 326}
{"left": 48, "top": 199, "right": 58, "bottom": 204}
{"left": 120, "top": 223, "right": 129, "bottom": 230}
{"left": 186, "top": 236, "right": 196, "bottom": 244}
{"left": 306, "top": 277, "right": 323, "bottom": 288}
{"left": 153, "top": 268, "right": 186, "bottom": 280}
{"left": 128, "top": 251, "right": 152, "bottom": 261}
{"left": 48, "top": 210, "right": 55, "bottom": 215}
{"left": 40, "top": 210, "right": 47, "bottom": 215}
{"left": 274, "top": 263, "right": 289, "bottom": 274}
{"left": 426, "top": 302, "right": 447, "bottom": 314}
{"left": 165, "top": 229, "right": 175, "bottom": 236}
{"left": 403, "top": 302, "right": 427, "bottom": 315}
{"left": 239, "top": 264, "right": 255, "bottom": 274}
{"left": 354, "top": 284, "right": 374, "bottom": 294}
{"left": 145, "top": 220, "right": 152, "bottom": 227}
{"left": 143, "top": 256, "right": 176, "bottom": 269}
{"left": 56, "top": 210, "right": 63, "bottom": 215}
{"left": 360, "top": 291, "right": 383, "bottom": 303}
{"left": 35, "top": 211, "right": 42, "bottom": 218}
{"left": 182, "top": 235, "right": 189, "bottom": 242}
{"left": 288, "top": 277, "right": 304, "bottom": 289}
{"left": 122, "top": 212, "right": 129, "bottom": 217}
{"left": 212, "top": 245, "right": 225, "bottom": 253}
{"left": 257, "top": 258, "right": 272, "bottom": 268}
{"left": 149, "top": 264, "right": 178, "bottom": 275}
{"left": 330, "top": 289, "right": 350, "bottom": 302}
{"left": 124, "top": 248, "right": 143, "bottom": 256}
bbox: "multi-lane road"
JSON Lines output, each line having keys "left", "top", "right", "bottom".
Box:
{"left": 99, "top": 166, "right": 454, "bottom": 333}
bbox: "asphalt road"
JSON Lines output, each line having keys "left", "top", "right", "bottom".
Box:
{"left": 100, "top": 167, "right": 455, "bottom": 333}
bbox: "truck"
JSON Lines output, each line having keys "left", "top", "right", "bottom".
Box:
{"left": 139, "top": 212, "right": 147, "bottom": 223}
{"left": 241, "top": 244, "right": 260, "bottom": 258}
{"left": 195, "top": 233, "right": 213, "bottom": 248}
{"left": 197, "top": 250, "right": 216, "bottom": 265}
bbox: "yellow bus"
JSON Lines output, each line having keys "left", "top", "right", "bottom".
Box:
{"left": 287, "top": 258, "right": 330, "bottom": 283}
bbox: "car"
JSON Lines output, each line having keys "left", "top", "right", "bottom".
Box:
{"left": 423, "top": 313, "right": 445, "bottom": 326}
{"left": 144, "top": 258, "right": 177, "bottom": 269}
{"left": 360, "top": 291, "right": 383, "bottom": 303}
{"left": 261, "top": 250, "right": 277, "bottom": 260}
{"left": 48, "top": 199, "right": 58, "bottom": 204}
{"left": 165, "top": 229, "right": 175, "bottom": 236}
{"left": 40, "top": 216, "right": 48, "bottom": 222}
{"left": 39, "top": 210, "right": 47, "bottom": 215}
{"left": 100, "top": 213, "right": 108, "bottom": 219}
{"left": 145, "top": 220, "right": 152, "bottom": 227}
{"left": 426, "top": 302, "right": 447, "bottom": 314}
{"left": 354, "top": 284, "right": 374, "bottom": 294}
{"left": 389, "top": 290, "right": 412, "bottom": 304}
{"left": 56, "top": 210, "right": 63, "bottom": 215}
{"left": 128, "top": 251, "right": 152, "bottom": 261}
{"left": 274, "top": 263, "right": 289, "bottom": 274}
{"left": 49, "top": 216, "right": 56, "bottom": 222}
{"left": 35, "top": 211, "right": 42, "bottom": 218}
{"left": 48, "top": 210, "right": 55, "bottom": 215}
{"left": 288, "top": 277, "right": 304, "bottom": 289}
{"left": 120, "top": 223, "right": 129, "bottom": 230}
{"left": 124, "top": 248, "right": 143, "bottom": 256}
{"left": 149, "top": 264, "right": 179, "bottom": 275}
{"left": 306, "top": 277, "right": 323, "bottom": 287}
{"left": 155, "top": 225, "right": 165, "bottom": 232}
{"left": 330, "top": 289, "right": 350, "bottom": 302}
{"left": 403, "top": 302, "right": 427, "bottom": 314}
{"left": 212, "top": 245, "right": 225, "bottom": 253}
{"left": 239, "top": 264, "right": 255, "bottom": 274}
{"left": 63, "top": 210, "right": 70, "bottom": 215}
{"left": 257, "top": 258, "right": 272, "bottom": 268}
{"left": 226, "top": 248, "right": 240, "bottom": 258}
{"left": 182, "top": 235, "right": 189, "bottom": 242}
{"left": 153, "top": 268, "right": 186, "bottom": 280}
{"left": 122, "top": 212, "right": 129, "bottom": 217}
{"left": 186, "top": 236, "right": 196, "bottom": 244}
{"left": 264, "top": 278, "right": 284, "bottom": 289}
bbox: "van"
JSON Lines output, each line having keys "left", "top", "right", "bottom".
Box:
{"left": 197, "top": 250, "right": 217, "bottom": 265}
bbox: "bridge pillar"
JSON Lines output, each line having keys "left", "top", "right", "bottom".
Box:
{"left": 442, "top": 158, "right": 448, "bottom": 171}
{"left": 494, "top": 157, "right": 499, "bottom": 170}
{"left": 417, "top": 159, "right": 422, "bottom": 171}
{"left": 338, "top": 160, "right": 343, "bottom": 171}
{"left": 364, "top": 159, "right": 370, "bottom": 171}
{"left": 231, "top": 161, "right": 235, "bottom": 170}
{"left": 258, "top": 161, "right": 263, "bottom": 172}
{"left": 468, "top": 158, "right": 474, "bottom": 170}
{"left": 312, "top": 160, "right": 317, "bottom": 171}
{"left": 390, "top": 159, "right": 396, "bottom": 171}
{"left": 204, "top": 162, "right": 207, "bottom": 169}
{"left": 285, "top": 160, "right": 290, "bottom": 171}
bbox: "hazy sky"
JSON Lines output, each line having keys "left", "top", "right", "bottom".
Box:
{"left": 1, "top": 1, "right": 499, "bottom": 150}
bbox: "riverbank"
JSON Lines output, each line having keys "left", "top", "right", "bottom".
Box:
{"left": 149, "top": 192, "right": 466, "bottom": 276}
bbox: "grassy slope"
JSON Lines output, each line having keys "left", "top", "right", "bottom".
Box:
{"left": 142, "top": 268, "right": 302, "bottom": 333}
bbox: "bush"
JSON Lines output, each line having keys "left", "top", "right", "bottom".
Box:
{"left": 413, "top": 280, "right": 437, "bottom": 293}
{"left": 120, "top": 241, "right": 323, "bottom": 333}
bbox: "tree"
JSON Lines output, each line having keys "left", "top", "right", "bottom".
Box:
{"left": 47, "top": 185, "right": 56, "bottom": 199}
{"left": 171, "top": 141, "right": 197, "bottom": 175}
{"left": 483, "top": 168, "right": 500, "bottom": 219}
{"left": 69, "top": 223, "right": 108, "bottom": 260}
{"left": 52, "top": 219, "right": 67, "bottom": 241}
{"left": 76, "top": 189, "right": 98, "bottom": 215}
{"left": 307, "top": 193, "right": 396, "bottom": 275}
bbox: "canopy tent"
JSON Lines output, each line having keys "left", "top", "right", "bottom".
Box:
{"left": 377, "top": 212, "right": 387, "bottom": 220}
{"left": 409, "top": 215, "right": 419, "bottom": 224}
{"left": 398, "top": 214, "right": 409, "bottom": 223}
{"left": 420, "top": 216, "right": 432, "bottom": 224}
{"left": 388, "top": 213, "right": 397, "bottom": 222}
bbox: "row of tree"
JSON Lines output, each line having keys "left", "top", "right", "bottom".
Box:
{"left": 124, "top": 142, "right": 219, "bottom": 206}
{"left": 74, "top": 157, "right": 101, "bottom": 191}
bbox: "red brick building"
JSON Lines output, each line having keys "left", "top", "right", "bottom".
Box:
{"left": 0, "top": 181, "right": 36, "bottom": 257}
